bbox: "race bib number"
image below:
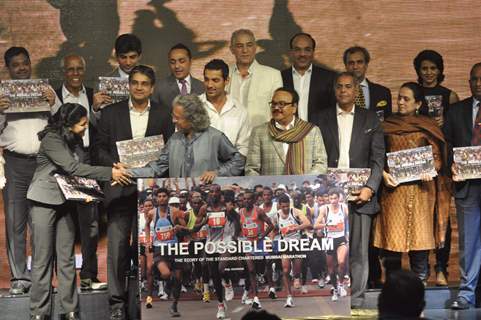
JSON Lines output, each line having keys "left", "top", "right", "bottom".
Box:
{"left": 208, "top": 211, "right": 226, "bottom": 228}
{"left": 139, "top": 232, "right": 146, "bottom": 244}
{"left": 155, "top": 225, "right": 174, "bottom": 241}
{"left": 193, "top": 225, "right": 209, "bottom": 240}
{"left": 327, "top": 222, "right": 344, "bottom": 233}
{"left": 280, "top": 222, "right": 297, "bottom": 237}
{"left": 242, "top": 222, "right": 259, "bottom": 238}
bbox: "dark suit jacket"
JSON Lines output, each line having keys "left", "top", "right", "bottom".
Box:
{"left": 27, "top": 132, "right": 112, "bottom": 205}
{"left": 443, "top": 97, "right": 478, "bottom": 198}
{"left": 318, "top": 106, "right": 385, "bottom": 214}
{"left": 92, "top": 100, "right": 175, "bottom": 206}
{"left": 366, "top": 79, "right": 392, "bottom": 120}
{"left": 106, "top": 68, "right": 123, "bottom": 78}
{"left": 282, "top": 65, "right": 337, "bottom": 127}
{"left": 152, "top": 74, "right": 204, "bottom": 109}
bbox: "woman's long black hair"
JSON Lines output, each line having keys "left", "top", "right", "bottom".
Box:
{"left": 37, "top": 103, "right": 87, "bottom": 150}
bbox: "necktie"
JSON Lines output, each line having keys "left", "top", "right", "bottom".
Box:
{"left": 471, "top": 102, "right": 481, "bottom": 146}
{"left": 355, "top": 85, "right": 366, "bottom": 108}
{"left": 180, "top": 79, "right": 188, "bottom": 96}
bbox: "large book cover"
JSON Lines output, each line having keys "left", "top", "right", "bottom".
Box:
{"left": 453, "top": 146, "right": 481, "bottom": 180}
{"left": 116, "top": 135, "right": 164, "bottom": 168}
{"left": 0, "top": 79, "right": 50, "bottom": 113}
{"left": 138, "top": 175, "right": 351, "bottom": 319}
{"left": 387, "top": 145, "right": 437, "bottom": 184}
{"left": 327, "top": 168, "right": 371, "bottom": 201}
{"left": 54, "top": 174, "right": 104, "bottom": 202}
{"left": 98, "top": 76, "right": 129, "bottom": 104}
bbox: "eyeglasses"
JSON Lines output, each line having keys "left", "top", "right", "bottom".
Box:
{"left": 269, "top": 101, "right": 294, "bottom": 109}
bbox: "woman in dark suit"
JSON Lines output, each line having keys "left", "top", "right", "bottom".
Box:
{"left": 27, "top": 103, "right": 130, "bottom": 320}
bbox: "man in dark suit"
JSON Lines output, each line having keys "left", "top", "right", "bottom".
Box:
{"left": 94, "top": 34, "right": 143, "bottom": 107}
{"left": 92, "top": 65, "right": 174, "bottom": 320}
{"left": 109, "top": 33, "right": 142, "bottom": 78}
{"left": 343, "top": 46, "right": 392, "bottom": 121}
{"left": 151, "top": 43, "right": 204, "bottom": 109}
{"left": 444, "top": 62, "right": 481, "bottom": 310}
{"left": 281, "top": 33, "right": 337, "bottom": 127}
{"left": 343, "top": 46, "right": 391, "bottom": 289}
{"left": 55, "top": 54, "right": 108, "bottom": 292}
{"left": 318, "top": 72, "right": 385, "bottom": 308}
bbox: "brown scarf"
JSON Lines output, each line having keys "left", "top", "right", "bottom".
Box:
{"left": 383, "top": 114, "right": 452, "bottom": 248}
{"left": 268, "top": 118, "right": 315, "bottom": 175}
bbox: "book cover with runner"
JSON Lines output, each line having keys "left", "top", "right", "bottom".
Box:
{"left": 387, "top": 145, "right": 437, "bottom": 184}
{"left": 98, "top": 76, "right": 129, "bottom": 104}
{"left": 137, "top": 175, "right": 351, "bottom": 319}
{"left": 326, "top": 168, "right": 371, "bottom": 201}
{"left": 0, "top": 79, "right": 50, "bottom": 113}
{"left": 116, "top": 135, "right": 164, "bottom": 168}
{"left": 54, "top": 174, "right": 104, "bottom": 202}
{"left": 453, "top": 146, "right": 481, "bottom": 180}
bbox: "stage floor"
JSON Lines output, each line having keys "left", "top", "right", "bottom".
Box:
{"left": 141, "top": 295, "right": 351, "bottom": 320}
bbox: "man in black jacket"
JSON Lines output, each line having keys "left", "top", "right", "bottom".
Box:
{"left": 318, "top": 72, "right": 385, "bottom": 308}
{"left": 443, "top": 62, "right": 481, "bottom": 310}
{"left": 281, "top": 33, "right": 337, "bottom": 127}
{"left": 93, "top": 65, "right": 174, "bottom": 320}
{"left": 343, "top": 46, "right": 392, "bottom": 121}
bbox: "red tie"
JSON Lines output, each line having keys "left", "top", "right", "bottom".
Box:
{"left": 471, "top": 101, "right": 481, "bottom": 146}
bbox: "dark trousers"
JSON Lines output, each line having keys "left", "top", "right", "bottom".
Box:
{"left": 107, "top": 194, "right": 137, "bottom": 311}
{"left": 3, "top": 151, "right": 36, "bottom": 286}
{"left": 455, "top": 182, "right": 481, "bottom": 305}
{"left": 304, "top": 236, "right": 324, "bottom": 281}
{"left": 435, "top": 218, "right": 452, "bottom": 274}
{"left": 75, "top": 203, "right": 100, "bottom": 280}
{"left": 349, "top": 209, "right": 372, "bottom": 306}
{"left": 382, "top": 250, "right": 429, "bottom": 281}
{"left": 30, "top": 201, "right": 78, "bottom": 316}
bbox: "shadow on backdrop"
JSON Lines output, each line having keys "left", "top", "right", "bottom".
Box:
{"left": 132, "top": 0, "right": 226, "bottom": 78}
{"left": 257, "top": 0, "right": 335, "bottom": 72}
{"left": 36, "top": 0, "right": 120, "bottom": 88}
{"left": 256, "top": 0, "right": 301, "bottom": 70}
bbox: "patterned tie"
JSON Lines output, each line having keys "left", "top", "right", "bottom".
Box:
{"left": 355, "top": 85, "right": 366, "bottom": 108}
{"left": 471, "top": 101, "right": 481, "bottom": 146}
{"left": 180, "top": 79, "right": 188, "bottom": 96}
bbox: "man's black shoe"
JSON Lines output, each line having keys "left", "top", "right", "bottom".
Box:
{"left": 80, "top": 278, "right": 108, "bottom": 291}
{"left": 110, "top": 309, "right": 125, "bottom": 320}
{"left": 169, "top": 303, "right": 180, "bottom": 317}
{"left": 10, "top": 282, "right": 28, "bottom": 295}
{"left": 60, "top": 312, "right": 80, "bottom": 320}
{"left": 451, "top": 297, "right": 470, "bottom": 310}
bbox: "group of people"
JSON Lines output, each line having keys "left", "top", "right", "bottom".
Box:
{"left": 0, "top": 26, "right": 479, "bottom": 320}
{"left": 137, "top": 178, "right": 349, "bottom": 318}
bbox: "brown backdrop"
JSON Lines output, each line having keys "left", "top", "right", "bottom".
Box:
{"left": 0, "top": 0, "right": 478, "bottom": 287}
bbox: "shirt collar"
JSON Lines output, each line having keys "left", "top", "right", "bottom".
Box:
{"left": 128, "top": 97, "right": 151, "bottom": 114}
{"left": 177, "top": 74, "right": 192, "bottom": 85}
{"left": 234, "top": 59, "right": 257, "bottom": 74}
{"left": 182, "top": 128, "right": 206, "bottom": 144}
{"left": 200, "top": 93, "right": 236, "bottom": 114}
{"left": 360, "top": 78, "right": 368, "bottom": 88}
{"left": 336, "top": 104, "right": 355, "bottom": 115}
{"left": 275, "top": 116, "right": 296, "bottom": 130}
{"left": 62, "top": 84, "right": 86, "bottom": 98}
{"left": 118, "top": 67, "right": 129, "bottom": 79}
{"left": 473, "top": 97, "right": 480, "bottom": 109}
{"left": 292, "top": 64, "right": 313, "bottom": 76}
